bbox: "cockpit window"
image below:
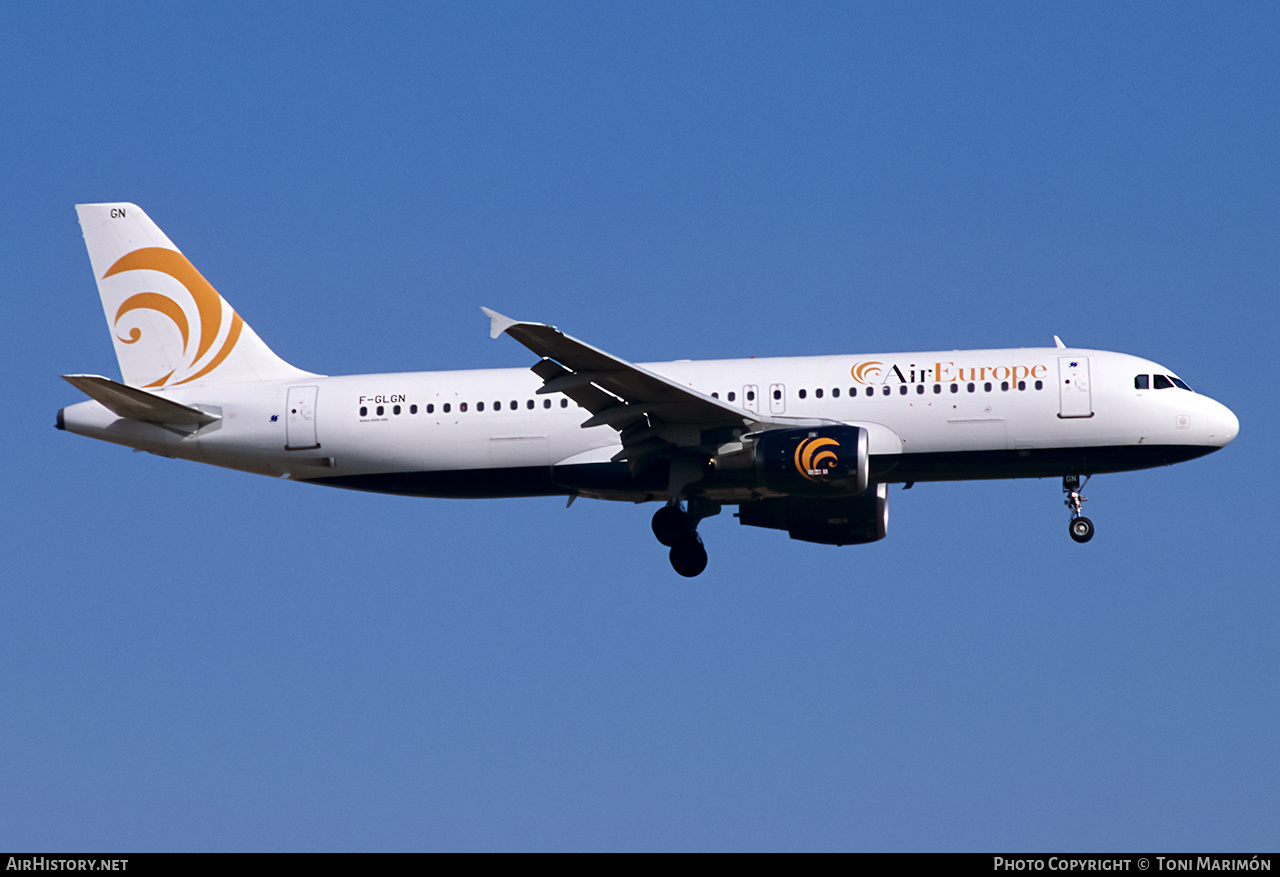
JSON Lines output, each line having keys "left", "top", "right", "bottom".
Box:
{"left": 1140, "top": 373, "right": 1193, "bottom": 391}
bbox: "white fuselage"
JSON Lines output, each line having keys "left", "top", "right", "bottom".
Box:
{"left": 59, "top": 346, "right": 1239, "bottom": 504}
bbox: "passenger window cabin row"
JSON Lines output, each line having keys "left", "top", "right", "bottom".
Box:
{"left": 359, "top": 376, "right": 1068, "bottom": 419}
{"left": 710, "top": 380, "right": 1045, "bottom": 401}
{"left": 359, "top": 398, "right": 573, "bottom": 417}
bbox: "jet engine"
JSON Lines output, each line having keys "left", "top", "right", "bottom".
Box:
{"left": 736, "top": 484, "right": 889, "bottom": 545}
{"left": 712, "top": 425, "right": 869, "bottom": 498}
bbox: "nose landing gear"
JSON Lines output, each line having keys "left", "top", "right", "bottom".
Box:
{"left": 1063, "top": 474, "right": 1094, "bottom": 543}
{"left": 652, "top": 499, "right": 718, "bottom": 577}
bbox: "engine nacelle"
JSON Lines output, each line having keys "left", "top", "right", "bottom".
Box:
{"left": 737, "top": 484, "right": 889, "bottom": 545}
{"left": 714, "top": 425, "right": 869, "bottom": 498}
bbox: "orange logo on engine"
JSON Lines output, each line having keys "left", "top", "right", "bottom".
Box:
{"left": 105, "top": 247, "right": 244, "bottom": 387}
{"left": 850, "top": 361, "right": 883, "bottom": 384}
{"left": 794, "top": 436, "right": 840, "bottom": 483}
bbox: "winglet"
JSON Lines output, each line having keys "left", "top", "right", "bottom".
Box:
{"left": 481, "top": 307, "right": 520, "bottom": 340}
{"left": 1053, "top": 335, "right": 1066, "bottom": 349}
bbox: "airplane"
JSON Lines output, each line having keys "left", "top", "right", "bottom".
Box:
{"left": 58, "top": 203, "right": 1240, "bottom": 577}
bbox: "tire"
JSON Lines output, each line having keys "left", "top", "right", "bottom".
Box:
{"left": 652, "top": 505, "right": 692, "bottom": 547}
{"left": 1069, "top": 516, "right": 1095, "bottom": 543}
{"left": 669, "top": 535, "right": 708, "bottom": 577}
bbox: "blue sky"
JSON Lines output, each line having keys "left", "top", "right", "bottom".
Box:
{"left": 3, "top": 2, "right": 1276, "bottom": 851}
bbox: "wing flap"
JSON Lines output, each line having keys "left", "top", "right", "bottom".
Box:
{"left": 529, "top": 357, "right": 620, "bottom": 414}
{"left": 482, "top": 309, "right": 750, "bottom": 429}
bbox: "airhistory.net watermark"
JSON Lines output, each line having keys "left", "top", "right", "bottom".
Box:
{"left": 6, "top": 860, "right": 128, "bottom": 871}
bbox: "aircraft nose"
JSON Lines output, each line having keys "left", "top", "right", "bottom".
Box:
{"left": 1207, "top": 399, "right": 1239, "bottom": 448}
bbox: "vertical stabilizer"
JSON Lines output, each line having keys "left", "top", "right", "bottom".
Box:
{"left": 75, "top": 203, "right": 315, "bottom": 387}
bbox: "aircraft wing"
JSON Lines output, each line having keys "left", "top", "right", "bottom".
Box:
{"left": 482, "top": 308, "right": 825, "bottom": 475}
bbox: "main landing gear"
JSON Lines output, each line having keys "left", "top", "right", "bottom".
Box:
{"left": 652, "top": 500, "right": 718, "bottom": 577}
{"left": 1063, "top": 474, "right": 1094, "bottom": 543}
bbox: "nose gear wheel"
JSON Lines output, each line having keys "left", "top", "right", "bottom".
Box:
{"left": 1063, "top": 474, "right": 1094, "bottom": 543}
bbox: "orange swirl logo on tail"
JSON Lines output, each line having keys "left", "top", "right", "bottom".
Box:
{"left": 850, "top": 361, "right": 883, "bottom": 384}
{"left": 105, "top": 247, "right": 244, "bottom": 387}
{"left": 794, "top": 436, "right": 840, "bottom": 482}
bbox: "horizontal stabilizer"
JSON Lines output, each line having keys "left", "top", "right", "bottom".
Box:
{"left": 62, "top": 374, "right": 220, "bottom": 425}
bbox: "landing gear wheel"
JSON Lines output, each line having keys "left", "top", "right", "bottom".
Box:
{"left": 669, "top": 534, "right": 708, "bottom": 578}
{"left": 652, "top": 504, "right": 693, "bottom": 547}
{"left": 1069, "top": 516, "right": 1095, "bottom": 543}
{"left": 1062, "top": 475, "right": 1094, "bottom": 544}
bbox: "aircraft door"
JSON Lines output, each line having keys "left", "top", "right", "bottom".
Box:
{"left": 286, "top": 385, "right": 321, "bottom": 449}
{"left": 1057, "top": 357, "right": 1093, "bottom": 418}
{"left": 769, "top": 383, "right": 786, "bottom": 415}
{"left": 743, "top": 384, "right": 759, "bottom": 414}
